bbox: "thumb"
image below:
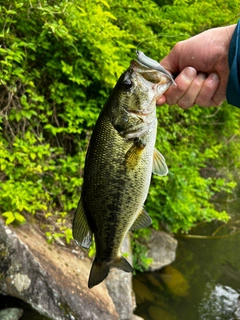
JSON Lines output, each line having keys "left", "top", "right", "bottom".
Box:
{"left": 160, "top": 48, "right": 180, "bottom": 75}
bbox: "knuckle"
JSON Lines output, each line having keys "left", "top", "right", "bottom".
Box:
{"left": 174, "top": 41, "right": 184, "bottom": 52}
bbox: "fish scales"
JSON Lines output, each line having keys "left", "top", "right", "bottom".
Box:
{"left": 85, "top": 110, "right": 153, "bottom": 255}
{"left": 73, "top": 58, "right": 173, "bottom": 288}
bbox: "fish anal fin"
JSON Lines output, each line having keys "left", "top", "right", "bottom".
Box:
{"left": 88, "top": 256, "right": 133, "bottom": 289}
{"left": 111, "top": 256, "right": 133, "bottom": 273}
{"left": 130, "top": 207, "right": 152, "bottom": 231}
{"left": 72, "top": 197, "right": 93, "bottom": 249}
{"left": 152, "top": 148, "right": 168, "bottom": 176}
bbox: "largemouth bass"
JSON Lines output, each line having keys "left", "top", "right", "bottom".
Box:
{"left": 73, "top": 58, "right": 173, "bottom": 289}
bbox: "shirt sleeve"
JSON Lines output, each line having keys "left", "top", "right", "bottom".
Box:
{"left": 226, "top": 21, "right": 240, "bottom": 108}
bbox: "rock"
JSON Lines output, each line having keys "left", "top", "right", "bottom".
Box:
{"left": 144, "top": 230, "right": 177, "bottom": 271}
{"left": 0, "top": 308, "right": 23, "bottom": 320}
{"left": 0, "top": 219, "right": 178, "bottom": 320}
{"left": 105, "top": 235, "right": 134, "bottom": 320}
{"left": 0, "top": 218, "right": 118, "bottom": 320}
{"left": 234, "top": 296, "right": 240, "bottom": 319}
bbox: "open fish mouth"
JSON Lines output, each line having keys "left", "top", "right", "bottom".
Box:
{"left": 130, "top": 59, "right": 172, "bottom": 97}
{"left": 155, "top": 80, "right": 172, "bottom": 97}
{"left": 130, "top": 60, "right": 172, "bottom": 83}
{"left": 136, "top": 50, "right": 176, "bottom": 86}
{"left": 121, "top": 60, "right": 172, "bottom": 118}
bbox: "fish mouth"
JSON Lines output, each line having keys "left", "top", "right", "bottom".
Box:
{"left": 130, "top": 59, "right": 172, "bottom": 97}
{"left": 127, "top": 109, "right": 152, "bottom": 116}
{"left": 155, "top": 81, "right": 172, "bottom": 98}
{"left": 124, "top": 65, "right": 171, "bottom": 117}
{"left": 122, "top": 60, "right": 172, "bottom": 121}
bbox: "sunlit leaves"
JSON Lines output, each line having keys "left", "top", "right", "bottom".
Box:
{"left": 2, "top": 211, "right": 26, "bottom": 225}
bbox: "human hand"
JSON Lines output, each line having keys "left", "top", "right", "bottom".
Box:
{"left": 157, "top": 24, "right": 236, "bottom": 108}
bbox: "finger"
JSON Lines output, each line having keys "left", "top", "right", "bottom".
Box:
{"left": 177, "top": 73, "right": 207, "bottom": 109}
{"left": 212, "top": 75, "right": 228, "bottom": 106}
{"left": 195, "top": 73, "right": 220, "bottom": 107}
{"left": 165, "top": 67, "right": 197, "bottom": 105}
{"left": 156, "top": 95, "right": 166, "bottom": 106}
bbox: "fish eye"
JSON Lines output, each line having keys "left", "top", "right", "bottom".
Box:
{"left": 122, "top": 79, "right": 133, "bottom": 90}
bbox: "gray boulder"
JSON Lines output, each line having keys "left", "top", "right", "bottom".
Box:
{"left": 144, "top": 230, "right": 178, "bottom": 271}
{"left": 0, "top": 308, "right": 23, "bottom": 320}
{"left": 106, "top": 235, "right": 134, "bottom": 320}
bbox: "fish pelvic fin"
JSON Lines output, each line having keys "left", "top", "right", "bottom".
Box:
{"left": 72, "top": 197, "right": 93, "bottom": 249}
{"left": 88, "top": 256, "right": 133, "bottom": 289}
{"left": 130, "top": 207, "right": 152, "bottom": 231}
{"left": 152, "top": 148, "right": 168, "bottom": 176}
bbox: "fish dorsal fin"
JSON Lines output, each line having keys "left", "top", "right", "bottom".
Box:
{"left": 72, "top": 197, "right": 93, "bottom": 249}
{"left": 130, "top": 207, "right": 152, "bottom": 231}
{"left": 152, "top": 148, "right": 168, "bottom": 176}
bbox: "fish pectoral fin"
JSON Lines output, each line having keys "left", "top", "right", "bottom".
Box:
{"left": 152, "top": 148, "right": 168, "bottom": 176}
{"left": 125, "top": 138, "right": 145, "bottom": 169}
{"left": 88, "top": 256, "right": 133, "bottom": 289}
{"left": 72, "top": 197, "right": 93, "bottom": 249}
{"left": 130, "top": 207, "right": 152, "bottom": 231}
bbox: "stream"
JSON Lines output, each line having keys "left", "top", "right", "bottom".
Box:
{"left": 133, "top": 195, "right": 240, "bottom": 320}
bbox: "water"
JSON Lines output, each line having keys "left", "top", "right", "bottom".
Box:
{"left": 133, "top": 197, "right": 240, "bottom": 320}
{"left": 0, "top": 294, "right": 51, "bottom": 320}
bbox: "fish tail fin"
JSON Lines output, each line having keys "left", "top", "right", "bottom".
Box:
{"left": 88, "top": 256, "right": 133, "bottom": 289}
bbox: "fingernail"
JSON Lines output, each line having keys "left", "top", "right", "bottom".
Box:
{"left": 210, "top": 73, "right": 220, "bottom": 81}
{"left": 183, "top": 67, "right": 196, "bottom": 80}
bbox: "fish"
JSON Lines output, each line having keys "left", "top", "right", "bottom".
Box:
{"left": 73, "top": 57, "right": 173, "bottom": 289}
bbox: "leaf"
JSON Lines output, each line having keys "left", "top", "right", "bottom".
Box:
{"left": 1, "top": 163, "right": 6, "bottom": 170}
{"left": 103, "top": 11, "right": 117, "bottom": 20}
{"left": 2, "top": 212, "right": 15, "bottom": 225}
{"left": 30, "top": 153, "right": 36, "bottom": 160}
{"left": 98, "top": 0, "right": 110, "bottom": 9}
{"left": 15, "top": 212, "right": 26, "bottom": 223}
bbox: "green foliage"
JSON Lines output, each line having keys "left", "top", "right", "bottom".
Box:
{"left": 146, "top": 104, "right": 239, "bottom": 233}
{"left": 132, "top": 231, "right": 153, "bottom": 272}
{"left": 0, "top": 0, "right": 239, "bottom": 252}
{"left": 2, "top": 211, "right": 26, "bottom": 225}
